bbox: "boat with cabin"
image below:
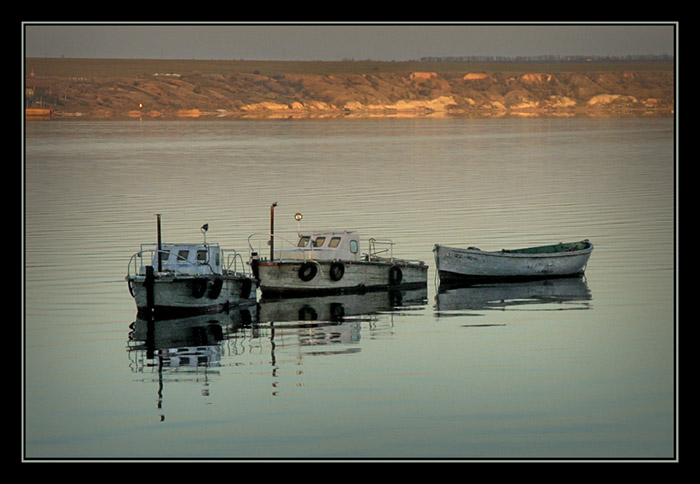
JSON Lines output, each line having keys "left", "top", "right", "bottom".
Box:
{"left": 433, "top": 240, "right": 593, "bottom": 284}
{"left": 126, "top": 216, "right": 257, "bottom": 318}
{"left": 249, "top": 204, "right": 428, "bottom": 297}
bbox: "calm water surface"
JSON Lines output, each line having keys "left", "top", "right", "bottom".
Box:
{"left": 23, "top": 117, "right": 676, "bottom": 460}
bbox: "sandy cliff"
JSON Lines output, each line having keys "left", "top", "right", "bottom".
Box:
{"left": 25, "top": 59, "right": 674, "bottom": 120}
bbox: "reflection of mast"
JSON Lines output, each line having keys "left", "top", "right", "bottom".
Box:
{"left": 157, "top": 357, "right": 164, "bottom": 421}
{"left": 266, "top": 322, "right": 306, "bottom": 397}
{"left": 270, "top": 324, "right": 276, "bottom": 367}
{"left": 127, "top": 308, "right": 248, "bottom": 419}
{"left": 127, "top": 288, "right": 431, "bottom": 402}
{"left": 270, "top": 323, "right": 278, "bottom": 396}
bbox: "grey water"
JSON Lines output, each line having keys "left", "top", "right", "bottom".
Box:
{"left": 23, "top": 117, "right": 676, "bottom": 461}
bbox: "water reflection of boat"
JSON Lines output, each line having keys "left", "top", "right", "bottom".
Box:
{"left": 126, "top": 287, "right": 428, "bottom": 404}
{"left": 126, "top": 308, "right": 257, "bottom": 417}
{"left": 258, "top": 286, "right": 428, "bottom": 325}
{"left": 128, "top": 305, "right": 256, "bottom": 363}
{"left": 254, "top": 287, "right": 426, "bottom": 353}
{"left": 434, "top": 277, "right": 592, "bottom": 315}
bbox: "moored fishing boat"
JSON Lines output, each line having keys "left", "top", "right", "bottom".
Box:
{"left": 249, "top": 204, "right": 428, "bottom": 297}
{"left": 126, "top": 215, "right": 257, "bottom": 318}
{"left": 433, "top": 240, "right": 593, "bottom": 284}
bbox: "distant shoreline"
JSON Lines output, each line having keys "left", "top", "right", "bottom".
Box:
{"left": 25, "top": 58, "right": 675, "bottom": 121}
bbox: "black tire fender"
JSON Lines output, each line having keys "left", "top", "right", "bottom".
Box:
{"left": 389, "top": 265, "right": 403, "bottom": 286}
{"left": 208, "top": 278, "right": 224, "bottom": 299}
{"left": 192, "top": 278, "right": 207, "bottom": 299}
{"left": 330, "top": 302, "right": 345, "bottom": 321}
{"left": 329, "top": 261, "right": 345, "bottom": 281}
{"left": 240, "top": 278, "right": 253, "bottom": 299}
{"left": 298, "top": 261, "right": 318, "bottom": 282}
{"left": 299, "top": 305, "right": 318, "bottom": 320}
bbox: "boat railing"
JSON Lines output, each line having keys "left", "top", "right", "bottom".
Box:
{"left": 367, "top": 238, "right": 394, "bottom": 262}
{"left": 127, "top": 248, "right": 215, "bottom": 278}
{"left": 366, "top": 238, "right": 425, "bottom": 265}
{"left": 223, "top": 249, "right": 249, "bottom": 276}
{"left": 128, "top": 247, "right": 252, "bottom": 279}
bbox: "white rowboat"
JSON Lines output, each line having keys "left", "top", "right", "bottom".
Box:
{"left": 433, "top": 240, "right": 593, "bottom": 284}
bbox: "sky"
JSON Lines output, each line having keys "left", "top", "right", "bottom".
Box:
{"left": 23, "top": 23, "right": 676, "bottom": 62}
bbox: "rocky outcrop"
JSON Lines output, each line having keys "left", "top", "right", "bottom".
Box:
{"left": 26, "top": 63, "right": 674, "bottom": 119}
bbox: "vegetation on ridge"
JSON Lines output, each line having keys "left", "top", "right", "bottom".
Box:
{"left": 25, "top": 58, "right": 674, "bottom": 119}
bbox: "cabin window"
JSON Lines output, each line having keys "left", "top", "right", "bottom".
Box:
{"left": 313, "top": 236, "right": 326, "bottom": 247}
{"left": 177, "top": 250, "right": 190, "bottom": 261}
{"left": 329, "top": 237, "right": 341, "bottom": 248}
{"left": 297, "top": 236, "right": 310, "bottom": 247}
{"left": 159, "top": 250, "right": 170, "bottom": 264}
{"left": 350, "top": 240, "right": 358, "bottom": 254}
{"left": 196, "top": 250, "right": 207, "bottom": 263}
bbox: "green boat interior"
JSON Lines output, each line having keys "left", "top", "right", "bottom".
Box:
{"left": 503, "top": 240, "right": 591, "bottom": 254}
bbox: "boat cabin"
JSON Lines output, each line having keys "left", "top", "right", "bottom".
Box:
{"left": 142, "top": 243, "right": 223, "bottom": 275}
{"left": 275, "top": 231, "right": 360, "bottom": 262}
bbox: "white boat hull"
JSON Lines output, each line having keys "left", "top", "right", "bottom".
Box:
{"left": 255, "top": 259, "right": 428, "bottom": 296}
{"left": 434, "top": 242, "right": 592, "bottom": 283}
{"left": 127, "top": 273, "right": 256, "bottom": 318}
